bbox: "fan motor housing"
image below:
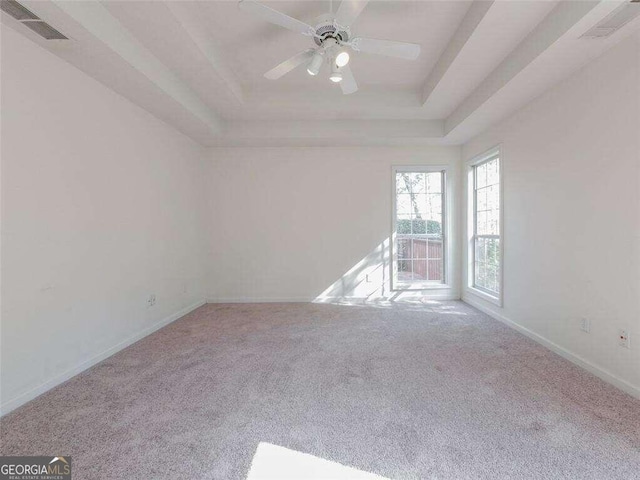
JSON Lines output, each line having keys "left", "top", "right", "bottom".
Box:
{"left": 312, "top": 14, "right": 349, "bottom": 46}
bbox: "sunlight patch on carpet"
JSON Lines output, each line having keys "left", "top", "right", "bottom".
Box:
{"left": 246, "top": 442, "right": 388, "bottom": 480}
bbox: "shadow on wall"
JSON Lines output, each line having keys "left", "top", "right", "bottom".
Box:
{"left": 313, "top": 238, "right": 458, "bottom": 311}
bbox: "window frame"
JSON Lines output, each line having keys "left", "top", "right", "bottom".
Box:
{"left": 467, "top": 147, "right": 503, "bottom": 306}
{"left": 391, "top": 165, "right": 449, "bottom": 291}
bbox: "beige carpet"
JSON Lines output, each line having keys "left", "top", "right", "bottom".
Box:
{"left": 1, "top": 302, "right": 639, "bottom": 479}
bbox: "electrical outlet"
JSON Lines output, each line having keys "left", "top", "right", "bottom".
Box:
{"left": 580, "top": 318, "right": 591, "bottom": 333}
{"left": 147, "top": 294, "right": 156, "bottom": 308}
{"left": 618, "top": 329, "right": 630, "bottom": 349}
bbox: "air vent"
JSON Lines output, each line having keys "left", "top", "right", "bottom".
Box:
{"left": 0, "top": 0, "right": 37, "bottom": 20}
{"left": 581, "top": 1, "right": 640, "bottom": 39}
{"left": 0, "top": 0, "right": 68, "bottom": 40}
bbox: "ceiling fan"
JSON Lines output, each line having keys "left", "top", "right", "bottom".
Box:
{"left": 238, "top": 0, "right": 421, "bottom": 95}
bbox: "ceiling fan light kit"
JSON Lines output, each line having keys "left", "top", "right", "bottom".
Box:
{"left": 306, "top": 51, "right": 324, "bottom": 76}
{"left": 238, "top": 0, "right": 421, "bottom": 95}
{"left": 329, "top": 65, "right": 343, "bottom": 83}
{"left": 335, "top": 50, "right": 350, "bottom": 67}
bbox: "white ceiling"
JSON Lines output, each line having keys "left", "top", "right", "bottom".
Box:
{"left": 197, "top": 1, "right": 472, "bottom": 89}
{"left": 3, "top": 0, "right": 640, "bottom": 146}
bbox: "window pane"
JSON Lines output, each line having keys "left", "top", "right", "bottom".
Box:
{"left": 397, "top": 238, "right": 411, "bottom": 259}
{"left": 413, "top": 239, "right": 428, "bottom": 259}
{"left": 415, "top": 195, "right": 428, "bottom": 218}
{"left": 428, "top": 259, "right": 443, "bottom": 281}
{"left": 427, "top": 193, "right": 442, "bottom": 217}
{"left": 475, "top": 262, "right": 487, "bottom": 289}
{"left": 487, "top": 185, "right": 499, "bottom": 210}
{"left": 394, "top": 169, "right": 446, "bottom": 286}
{"left": 396, "top": 174, "right": 410, "bottom": 194}
{"left": 397, "top": 214, "right": 411, "bottom": 234}
{"left": 411, "top": 173, "right": 426, "bottom": 193}
{"left": 477, "top": 188, "right": 487, "bottom": 211}
{"left": 486, "top": 238, "right": 500, "bottom": 266}
{"left": 426, "top": 172, "right": 442, "bottom": 193}
{"left": 397, "top": 260, "right": 412, "bottom": 283}
{"left": 410, "top": 218, "right": 425, "bottom": 234}
{"left": 413, "top": 260, "right": 427, "bottom": 280}
{"left": 472, "top": 156, "right": 501, "bottom": 297}
{"left": 428, "top": 217, "right": 442, "bottom": 235}
{"left": 396, "top": 194, "right": 412, "bottom": 216}
{"left": 475, "top": 237, "right": 486, "bottom": 263}
{"left": 428, "top": 238, "right": 443, "bottom": 260}
{"left": 487, "top": 264, "right": 498, "bottom": 292}
{"left": 399, "top": 260, "right": 412, "bottom": 273}
{"left": 486, "top": 159, "right": 499, "bottom": 186}
{"left": 476, "top": 163, "right": 488, "bottom": 189}
{"left": 486, "top": 208, "right": 499, "bottom": 235}
{"left": 398, "top": 172, "right": 425, "bottom": 194}
{"left": 473, "top": 238, "right": 500, "bottom": 294}
{"left": 476, "top": 211, "right": 488, "bottom": 235}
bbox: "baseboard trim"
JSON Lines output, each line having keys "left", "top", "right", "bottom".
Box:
{"left": 207, "top": 294, "right": 461, "bottom": 304}
{"left": 207, "top": 297, "right": 314, "bottom": 303}
{"left": 462, "top": 295, "right": 640, "bottom": 400}
{"left": 0, "top": 299, "right": 206, "bottom": 417}
{"left": 315, "top": 294, "right": 461, "bottom": 302}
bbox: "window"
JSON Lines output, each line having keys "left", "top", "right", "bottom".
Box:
{"left": 469, "top": 151, "right": 501, "bottom": 301}
{"left": 392, "top": 168, "right": 446, "bottom": 288}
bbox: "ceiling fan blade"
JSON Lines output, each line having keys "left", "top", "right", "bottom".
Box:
{"left": 340, "top": 65, "right": 358, "bottom": 95}
{"left": 264, "top": 49, "right": 316, "bottom": 80}
{"left": 335, "top": 0, "right": 369, "bottom": 27}
{"left": 239, "top": 0, "right": 314, "bottom": 36}
{"left": 350, "top": 37, "right": 421, "bottom": 60}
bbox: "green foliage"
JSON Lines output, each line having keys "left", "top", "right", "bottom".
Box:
{"left": 486, "top": 239, "right": 500, "bottom": 264}
{"left": 397, "top": 219, "right": 441, "bottom": 235}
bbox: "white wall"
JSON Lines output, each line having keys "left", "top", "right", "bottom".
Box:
{"left": 206, "top": 146, "right": 461, "bottom": 303}
{"left": 461, "top": 31, "right": 640, "bottom": 397}
{"left": 3, "top": 16, "right": 637, "bottom": 417}
{"left": 0, "top": 27, "right": 209, "bottom": 413}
